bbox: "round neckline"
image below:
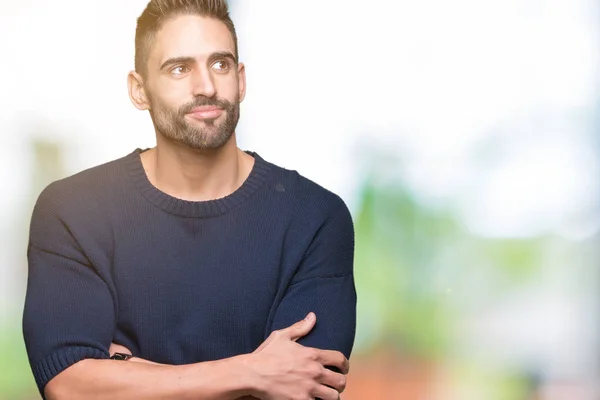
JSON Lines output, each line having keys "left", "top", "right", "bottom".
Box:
{"left": 124, "top": 148, "right": 272, "bottom": 218}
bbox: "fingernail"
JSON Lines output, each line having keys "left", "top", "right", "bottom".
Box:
{"left": 305, "top": 312, "right": 314, "bottom": 321}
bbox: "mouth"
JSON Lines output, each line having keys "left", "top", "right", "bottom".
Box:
{"left": 186, "top": 106, "right": 224, "bottom": 120}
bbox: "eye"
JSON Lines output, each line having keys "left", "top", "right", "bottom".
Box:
{"left": 212, "top": 60, "right": 229, "bottom": 71}
{"left": 171, "top": 65, "right": 190, "bottom": 76}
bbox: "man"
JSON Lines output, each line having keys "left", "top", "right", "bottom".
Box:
{"left": 22, "top": 1, "right": 356, "bottom": 399}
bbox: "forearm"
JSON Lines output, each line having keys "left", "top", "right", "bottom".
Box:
{"left": 45, "top": 354, "right": 256, "bottom": 400}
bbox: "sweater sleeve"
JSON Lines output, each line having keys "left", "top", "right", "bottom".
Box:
{"left": 23, "top": 184, "right": 116, "bottom": 398}
{"left": 269, "top": 199, "right": 357, "bottom": 359}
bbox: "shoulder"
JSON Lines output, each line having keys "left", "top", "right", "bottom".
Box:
{"left": 31, "top": 151, "right": 138, "bottom": 240}
{"left": 258, "top": 156, "right": 355, "bottom": 282}
{"left": 35, "top": 151, "right": 136, "bottom": 213}
{"left": 29, "top": 151, "right": 137, "bottom": 250}
{"left": 256, "top": 153, "right": 352, "bottom": 225}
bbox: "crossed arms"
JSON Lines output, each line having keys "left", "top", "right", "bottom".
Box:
{"left": 44, "top": 313, "right": 348, "bottom": 400}
{"left": 23, "top": 186, "right": 357, "bottom": 400}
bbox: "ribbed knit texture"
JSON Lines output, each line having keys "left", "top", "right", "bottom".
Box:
{"left": 23, "top": 149, "right": 356, "bottom": 398}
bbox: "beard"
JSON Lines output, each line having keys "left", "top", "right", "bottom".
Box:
{"left": 148, "top": 93, "right": 240, "bottom": 150}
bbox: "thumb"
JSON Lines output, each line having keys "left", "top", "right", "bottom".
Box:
{"left": 285, "top": 312, "right": 316, "bottom": 341}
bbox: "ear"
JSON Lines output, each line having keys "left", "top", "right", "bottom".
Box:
{"left": 237, "top": 62, "right": 246, "bottom": 103}
{"left": 128, "top": 71, "right": 150, "bottom": 110}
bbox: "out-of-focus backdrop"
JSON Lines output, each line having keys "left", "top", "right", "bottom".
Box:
{"left": 1, "top": 0, "right": 599, "bottom": 399}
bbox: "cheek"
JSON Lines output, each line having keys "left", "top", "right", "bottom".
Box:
{"left": 215, "top": 75, "right": 240, "bottom": 100}
{"left": 153, "top": 94, "right": 185, "bottom": 115}
{"left": 151, "top": 77, "right": 190, "bottom": 106}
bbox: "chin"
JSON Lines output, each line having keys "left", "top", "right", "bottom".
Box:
{"left": 184, "top": 133, "right": 234, "bottom": 151}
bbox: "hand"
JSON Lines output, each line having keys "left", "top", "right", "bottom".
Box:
{"left": 246, "top": 312, "right": 349, "bottom": 400}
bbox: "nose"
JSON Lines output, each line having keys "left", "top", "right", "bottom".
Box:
{"left": 191, "top": 66, "right": 216, "bottom": 98}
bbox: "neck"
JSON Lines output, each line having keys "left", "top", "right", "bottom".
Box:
{"left": 141, "top": 134, "right": 254, "bottom": 202}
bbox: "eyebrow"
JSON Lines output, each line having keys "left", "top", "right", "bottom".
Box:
{"left": 208, "top": 51, "right": 237, "bottom": 64}
{"left": 160, "top": 56, "right": 196, "bottom": 71}
{"left": 159, "top": 52, "right": 237, "bottom": 71}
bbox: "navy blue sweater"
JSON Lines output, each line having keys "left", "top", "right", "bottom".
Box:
{"left": 23, "top": 149, "right": 356, "bottom": 397}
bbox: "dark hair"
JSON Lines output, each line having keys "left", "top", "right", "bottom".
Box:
{"left": 135, "top": 0, "right": 238, "bottom": 78}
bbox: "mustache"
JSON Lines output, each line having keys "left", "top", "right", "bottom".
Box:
{"left": 178, "top": 96, "right": 233, "bottom": 115}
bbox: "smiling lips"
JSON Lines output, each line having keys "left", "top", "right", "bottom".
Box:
{"left": 187, "top": 106, "right": 224, "bottom": 120}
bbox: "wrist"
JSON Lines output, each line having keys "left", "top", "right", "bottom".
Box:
{"left": 178, "top": 355, "right": 259, "bottom": 400}
{"left": 233, "top": 353, "right": 264, "bottom": 398}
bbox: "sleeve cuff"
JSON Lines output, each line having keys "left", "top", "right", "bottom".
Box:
{"left": 32, "top": 346, "right": 110, "bottom": 398}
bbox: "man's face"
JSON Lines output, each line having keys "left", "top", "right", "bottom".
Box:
{"left": 143, "top": 15, "right": 244, "bottom": 150}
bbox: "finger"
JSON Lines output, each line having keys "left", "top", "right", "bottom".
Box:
{"left": 282, "top": 312, "right": 317, "bottom": 341}
{"left": 109, "top": 343, "right": 132, "bottom": 357}
{"left": 318, "top": 368, "right": 347, "bottom": 393}
{"left": 254, "top": 312, "right": 316, "bottom": 353}
{"left": 316, "top": 350, "right": 350, "bottom": 374}
{"left": 312, "top": 384, "right": 340, "bottom": 400}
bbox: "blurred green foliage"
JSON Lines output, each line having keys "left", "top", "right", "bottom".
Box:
{"left": 354, "top": 181, "right": 456, "bottom": 358}
{"left": 353, "top": 176, "right": 545, "bottom": 360}
{"left": 0, "top": 323, "right": 37, "bottom": 399}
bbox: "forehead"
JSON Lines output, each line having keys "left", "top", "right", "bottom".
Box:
{"left": 150, "top": 14, "right": 235, "bottom": 64}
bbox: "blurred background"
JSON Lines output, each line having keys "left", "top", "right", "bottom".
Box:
{"left": 1, "top": 0, "right": 599, "bottom": 398}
